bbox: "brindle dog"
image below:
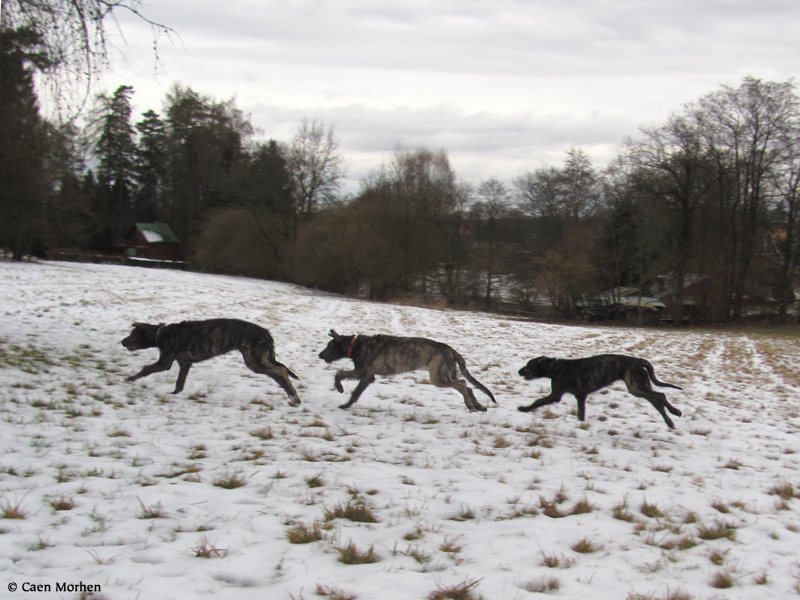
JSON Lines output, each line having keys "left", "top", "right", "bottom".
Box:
{"left": 517, "top": 354, "right": 682, "bottom": 429}
{"left": 122, "top": 318, "right": 300, "bottom": 406}
{"left": 318, "top": 330, "right": 496, "bottom": 412}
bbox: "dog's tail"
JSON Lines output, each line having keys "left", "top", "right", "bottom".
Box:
{"left": 263, "top": 341, "right": 300, "bottom": 380}
{"left": 456, "top": 354, "right": 497, "bottom": 403}
{"left": 641, "top": 360, "right": 682, "bottom": 390}
{"left": 275, "top": 359, "right": 299, "bottom": 380}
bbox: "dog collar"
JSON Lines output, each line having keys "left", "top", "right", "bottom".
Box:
{"left": 348, "top": 336, "right": 356, "bottom": 358}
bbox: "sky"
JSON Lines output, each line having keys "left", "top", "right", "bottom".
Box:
{"left": 94, "top": 0, "right": 800, "bottom": 193}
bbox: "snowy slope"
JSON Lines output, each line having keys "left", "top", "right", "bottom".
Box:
{"left": 1, "top": 260, "right": 799, "bottom": 600}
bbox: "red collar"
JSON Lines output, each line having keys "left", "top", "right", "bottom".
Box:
{"left": 347, "top": 336, "right": 356, "bottom": 358}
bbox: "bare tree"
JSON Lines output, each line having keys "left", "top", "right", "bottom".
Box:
{"left": 473, "top": 178, "right": 510, "bottom": 308}
{"left": 771, "top": 146, "right": 800, "bottom": 322}
{"left": 624, "top": 111, "right": 714, "bottom": 324}
{"left": 513, "top": 149, "right": 603, "bottom": 316}
{"left": 1, "top": 0, "right": 172, "bottom": 117}
{"left": 287, "top": 118, "right": 345, "bottom": 218}
{"left": 696, "top": 77, "right": 800, "bottom": 320}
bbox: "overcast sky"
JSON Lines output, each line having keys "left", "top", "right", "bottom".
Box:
{"left": 99, "top": 0, "right": 800, "bottom": 193}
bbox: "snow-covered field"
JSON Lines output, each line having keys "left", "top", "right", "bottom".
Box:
{"left": 1, "top": 260, "right": 800, "bottom": 600}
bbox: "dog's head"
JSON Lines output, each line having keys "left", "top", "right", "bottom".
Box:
{"left": 318, "top": 329, "right": 354, "bottom": 363}
{"left": 518, "top": 356, "right": 556, "bottom": 380}
{"left": 121, "top": 322, "right": 161, "bottom": 351}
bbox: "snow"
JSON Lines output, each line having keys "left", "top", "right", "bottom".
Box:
{"left": 1, "top": 260, "right": 799, "bottom": 599}
{"left": 141, "top": 231, "right": 165, "bottom": 243}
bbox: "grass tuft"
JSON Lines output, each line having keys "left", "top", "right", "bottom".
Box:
{"left": 324, "top": 497, "right": 378, "bottom": 523}
{"left": 1, "top": 499, "right": 27, "bottom": 519}
{"left": 710, "top": 570, "right": 734, "bottom": 589}
{"left": 524, "top": 576, "right": 560, "bottom": 593}
{"left": 212, "top": 470, "right": 246, "bottom": 489}
{"left": 613, "top": 499, "right": 635, "bottom": 522}
{"left": 191, "top": 535, "right": 228, "bottom": 558}
{"left": 287, "top": 520, "right": 325, "bottom": 544}
{"left": 305, "top": 473, "right": 325, "bottom": 488}
{"left": 449, "top": 505, "right": 477, "bottom": 521}
{"left": 571, "top": 537, "right": 602, "bottom": 553}
{"left": 767, "top": 482, "right": 798, "bottom": 500}
{"left": 315, "top": 584, "right": 356, "bottom": 600}
{"left": 334, "top": 540, "right": 380, "bottom": 564}
{"left": 640, "top": 501, "right": 664, "bottom": 519}
{"left": 427, "top": 578, "right": 483, "bottom": 600}
{"left": 697, "top": 522, "right": 737, "bottom": 541}
{"left": 46, "top": 494, "right": 75, "bottom": 512}
{"left": 250, "top": 426, "right": 273, "bottom": 440}
{"left": 138, "top": 498, "right": 166, "bottom": 519}
{"left": 540, "top": 550, "right": 576, "bottom": 569}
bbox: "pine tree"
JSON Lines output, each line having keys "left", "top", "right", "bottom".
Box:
{"left": 0, "top": 27, "right": 51, "bottom": 258}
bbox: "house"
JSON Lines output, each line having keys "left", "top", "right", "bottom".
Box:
{"left": 123, "top": 223, "right": 183, "bottom": 262}
{"left": 653, "top": 274, "right": 710, "bottom": 323}
{"left": 577, "top": 286, "right": 666, "bottom": 325}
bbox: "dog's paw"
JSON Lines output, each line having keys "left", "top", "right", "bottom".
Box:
{"left": 125, "top": 375, "right": 137, "bottom": 382}
{"left": 338, "top": 403, "right": 350, "bottom": 409}
{"left": 288, "top": 397, "right": 301, "bottom": 407}
{"left": 334, "top": 381, "right": 344, "bottom": 393}
{"left": 517, "top": 405, "right": 530, "bottom": 412}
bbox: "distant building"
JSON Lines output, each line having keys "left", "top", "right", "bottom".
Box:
{"left": 123, "top": 223, "right": 183, "bottom": 262}
{"left": 652, "top": 274, "right": 710, "bottom": 323}
{"left": 577, "top": 286, "right": 666, "bottom": 325}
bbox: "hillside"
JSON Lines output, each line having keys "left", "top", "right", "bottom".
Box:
{"left": 1, "top": 260, "right": 799, "bottom": 600}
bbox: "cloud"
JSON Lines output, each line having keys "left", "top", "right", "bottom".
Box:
{"left": 247, "top": 102, "right": 638, "bottom": 193}
{"left": 96, "top": 0, "right": 800, "bottom": 195}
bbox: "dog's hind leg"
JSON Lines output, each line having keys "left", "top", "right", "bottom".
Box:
{"left": 640, "top": 393, "right": 677, "bottom": 429}
{"left": 339, "top": 376, "right": 375, "bottom": 409}
{"left": 435, "top": 376, "right": 485, "bottom": 412}
{"left": 264, "top": 364, "right": 302, "bottom": 406}
{"left": 455, "top": 381, "right": 485, "bottom": 412}
{"left": 242, "top": 349, "right": 301, "bottom": 406}
{"left": 626, "top": 372, "right": 681, "bottom": 429}
{"left": 172, "top": 360, "right": 192, "bottom": 394}
{"left": 430, "top": 358, "right": 486, "bottom": 412}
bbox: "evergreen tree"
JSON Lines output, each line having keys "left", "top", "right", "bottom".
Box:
{"left": 0, "top": 27, "right": 51, "bottom": 258}
{"left": 134, "top": 109, "right": 167, "bottom": 220}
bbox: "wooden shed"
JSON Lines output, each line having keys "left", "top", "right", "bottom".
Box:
{"left": 123, "top": 223, "right": 183, "bottom": 262}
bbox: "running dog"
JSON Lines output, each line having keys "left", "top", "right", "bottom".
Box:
{"left": 517, "top": 354, "right": 682, "bottom": 429}
{"left": 122, "top": 318, "right": 300, "bottom": 406}
{"left": 318, "top": 330, "right": 496, "bottom": 411}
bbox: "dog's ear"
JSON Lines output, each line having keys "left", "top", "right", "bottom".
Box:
{"left": 132, "top": 322, "right": 146, "bottom": 328}
{"left": 329, "top": 329, "right": 340, "bottom": 340}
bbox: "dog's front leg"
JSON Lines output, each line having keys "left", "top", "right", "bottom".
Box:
{"left": 172, "top": 360, "right": 192, "bottom": 394}
{"left": 339, "top": 375, "right": 375, "bottom": 409}
{"left": 126, "top": 354, "right": 174, "bottom": 383}
{"left": 575, "top": 394, "right": 588, "bottom": 421}
{"left": 333, "top": 368, "right": 359, "bottom": 393}
{"left": 517, "top": 391, "right": 563, "bottom": 413}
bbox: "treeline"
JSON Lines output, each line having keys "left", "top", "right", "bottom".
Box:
{"left": 3, "top": 25, "right": 800, "bottom": 323}
{"left": 264, "top": 76, "right": 800, "bottom": 325}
